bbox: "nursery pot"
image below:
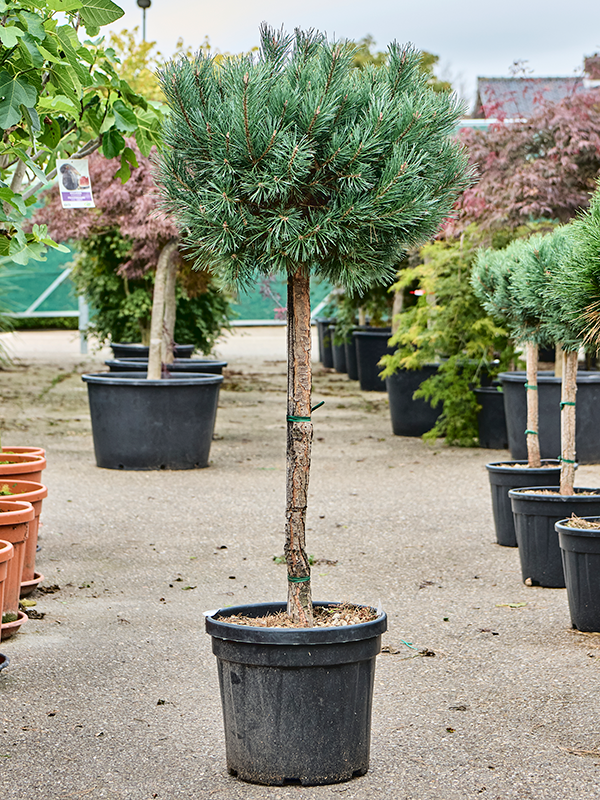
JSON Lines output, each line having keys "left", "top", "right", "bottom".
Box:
{"left": 82, "top": 372, "right": 223, "bottom": 470}
{"left": 0, "top": 480, "right": 48, "bottom": 595}
{"left": 328, "top": 325, "right": 347, "bottom": 374}
{"left": 315, "top": 318, "right": 335, "bottom": 368}
{"left": 345, "top": 333, "right": 359, "bottom": 381}
{"left": 0, "top": 500, "right": 34, "bottom": 639}
{"left": 105, "top": 357, "right": 227, "bottom": 375}
{"left": 474, "top": 386, "right": 508, "bottom": 449}
{"left": 556, "top": 517, "right": 600, "bottom": 631}
{"left": 509, "top": 487, "right": 600, "bottom": 587}
{"left": 386, "top": 364, "right": 441, "bottom": 436}
{"left": 353, "top": 328, "right": 393, "bottom": 392}
{"left": 205, "top": 602, "right": 387, "bottom": 786}
{"left": 110, "top": 342, "right": 195, "bottom": 359}
{"left": 0, "top": 540, "right": 14, "bottom": 626}
{"left": 499, "top": 371, "right": 600, "bottom": 463}
{"left": 485, "top": 460, "right": 561, "bottom": 547}
{"left": 0, "top": 453, "right": 46, "bottom": 484}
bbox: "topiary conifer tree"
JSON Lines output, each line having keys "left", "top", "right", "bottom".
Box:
{"left": 156, "top": 25, "right": 471, "bottom": 624}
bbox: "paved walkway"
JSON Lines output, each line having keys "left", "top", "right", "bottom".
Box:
{"left": 1, "top": 329, "right": 600, "bottom": 800}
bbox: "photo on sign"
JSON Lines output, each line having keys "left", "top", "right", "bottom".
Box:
{"left": 57, "top": 158, "right": 95, "bottom": 209}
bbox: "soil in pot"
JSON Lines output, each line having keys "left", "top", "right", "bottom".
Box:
{"left": 206, "top": 601, "right": 387, "bottom": 786}
{"left": 556, "top": 516, "right": 600, "bottom": 631}
{"left": 509, "top": 487, "right": 600, "bottom": 587}
{"left": 386, "top": 364, "right": 441, "bottom": 437}
{"left": 486, "top": 460, "right": 561, "bottom": 547}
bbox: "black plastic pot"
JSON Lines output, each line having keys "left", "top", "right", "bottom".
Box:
{"left": 556, "top": 517, "right": 600, "bottom": 631}
{"left": 509, "top": 487, "right": 600, "bottom": 587}
{"left": 485, "top": 460, "right": 561, "bottom": 547}
{"left": 81, "top": 372, "right": 223, "bottom": 470}
{"left": 474, "top": 386, "right": 508, "bottom": 449}
{"left": 386, "top": 365, "right": 441, "bottom": 436}
{"left": 345, "top": 335, "right": 359, "bottom": 380}
{"left": 353, "top": 329, "right": 392, "bottom": 392}
{"left": 0, "top": 652, "right": 8, "bottom": 674}
{"left": 110, "top": 342, "right": 195, "bottom": 359}
{"left": 205, "top": 602, "right": 387, "bottom": 786}
{"left": 328, "top": 325, "right": 347, "bottom": 373}
{"left": 105, "top": 357, "right": 227, "bottom": 375}
{"left": 499, "top": 371, "right": 600, "bottom": 463}
{"left": 315, "top": 318, "right": 335, "bottom": 368}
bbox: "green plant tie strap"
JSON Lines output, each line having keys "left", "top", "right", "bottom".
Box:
{"left": 524, "top": 383, "right": 538, "bottom": 390}
{"left": 560, "top": 456, "right": 576, "bottom": 464}
{"left": 560, "top": 401, "right": 576, "bottom": 408}
{"left": 287, "top": 575, "right": 311, "bottom": 583}
{"left": 286, "top": 400, "right": 325, "bottom": 423}
{"left": 524, "top": 430, "right": 538, "bottom": 436}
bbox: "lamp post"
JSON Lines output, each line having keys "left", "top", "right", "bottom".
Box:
{"left": 137, "top": 0, "right": 151, "bottom": 42}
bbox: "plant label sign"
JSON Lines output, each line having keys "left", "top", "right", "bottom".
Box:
{"left": 56, "top": 159, "right": 95, "bottom": 209}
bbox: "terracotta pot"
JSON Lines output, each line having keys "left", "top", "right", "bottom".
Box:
{"left": 0, "top": 453, "right": 46, "bottom": 484}
{"left": 1, "top": 446, "right": 45, "bottom": 457}
{"left": 0, "top": 480, "right": 47, "bottom": 595}
{"left": 0, "top": 500, "right": 34, "bottom": 639}
{"left": 0, "top": 539, "right": 14, "bottom": 624}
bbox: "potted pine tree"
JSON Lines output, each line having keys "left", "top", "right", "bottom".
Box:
{"left": 471, "top": 236, "right": 561, "bottom": 546}
{"left": 156, "top": 25, "right": 471, "bottom": 785}
{"left": 507, "top": 225, "right": 600, "bottom": 587}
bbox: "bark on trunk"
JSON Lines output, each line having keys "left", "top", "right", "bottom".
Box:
{"left": 525, "top": 341, "right": 541, "bottom": 469}
{"left": 560, "top": 349, "right": 578, "bottom": 496}
{"left": 148, "top": 239, "right": 179, "bottom": 380}
{"left": 162, "top": 253, "right": 178, "bottom": 365}
{"left": 391, "top": 289, "right": 404, "bottom": 335}
{"left": 285, "top": 267, "right": 314, "bottom": 626}
{"left": 555, "top": 342, "right": 564, "bottom": 378}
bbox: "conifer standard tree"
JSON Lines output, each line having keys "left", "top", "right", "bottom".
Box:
{"left": 156, "top": 25, "right": 472, "bottom": 624}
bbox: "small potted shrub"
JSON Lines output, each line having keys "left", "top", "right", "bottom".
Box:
{"left": 156, "top": 26, "right": 471, "bottom": 785}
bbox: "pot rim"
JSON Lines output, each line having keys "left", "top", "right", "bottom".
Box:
{"left": 0, "top": 539, "right": 14, "bottom": 561}
{"left": 105, "top": 357, "right": 227, "bottom": 366}
{"left": 486, "top": 459, "right": 562, "bottom": 473}
{"left": 555, "top": 516, "right": 600, "bottom": 536}
{"left": 498, "top": 370, "right": 600, "bottom": 385}
{"left": 205, "top": 601, "right": 387, "bottom": 645}
{"left": 0, "top": 480, "right": 48, "bottom": 502}
{"left": 508, "top": 486, "right": 600, "bottom": 500}
{"left": 0, "top": 499, "right": 35, "bottom": 523}
{"left": 82, "top": 372, "right": 224, "bottom": 386}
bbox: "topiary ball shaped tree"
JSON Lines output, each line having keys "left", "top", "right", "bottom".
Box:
{"left": 156, "top": 25, "right": 472, "bottom": 624}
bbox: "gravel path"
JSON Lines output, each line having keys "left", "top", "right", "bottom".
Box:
{"left": 1, "top": 330, "right": 599, "bottom": 800}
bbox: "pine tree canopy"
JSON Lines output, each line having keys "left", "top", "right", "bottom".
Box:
{"left": 156, "top": 25, "right": 472, "bottom": 293}
{"left": 553, "top": 184, "right": 600, "bottom": 349}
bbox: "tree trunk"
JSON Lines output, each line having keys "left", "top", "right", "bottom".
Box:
{"left": 554, "top": 342, "right": 564, "bottom": 378}
{"left": 391, "top": 288, "right": 404, "bottom": 335}
{"left": 162, "top": 252, "right": 178, "bottom": 365}
{"left": 560, "top": 349, "right": 578, "bottom": 496}
{"left": 525, "top": 341, "right": 541, "bottom": 469}
{"left": 148, "top": 239, "right": 178, "bottom": 380}
{"left": 285, "top": 267, "right": 314, "bottom": 626}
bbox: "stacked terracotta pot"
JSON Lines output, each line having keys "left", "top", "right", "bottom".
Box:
{"left": 0, "top": 448, "right": 48, "bottom": 641}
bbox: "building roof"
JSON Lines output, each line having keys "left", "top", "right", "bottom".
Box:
{"left": 473, "top": 76, "right": 586, "bottom": 119}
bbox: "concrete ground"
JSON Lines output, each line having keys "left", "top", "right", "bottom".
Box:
{"left": 1, "top": 329, "right": 600, "bottom": 800}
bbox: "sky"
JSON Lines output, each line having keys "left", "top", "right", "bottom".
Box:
{"left": 107, "top": 0, "right": 600, "bottom": 110}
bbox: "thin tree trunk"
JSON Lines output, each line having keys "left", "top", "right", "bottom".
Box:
{"left": 358, "top": 306, "right": 366, "bottom": 326}
{"left": 560, "top": 349, "right": 578, "bottom": 496}
{"left": 391, "top": 288, "right": 404, "bottom": 335}
{"left": 555, "top": 342, "right": 564, "bottom": 378}
{"left": 162, "top": 251, "right": 178, "bottom": 365}
{"left": 525, "top": 341, "right": 541, "bottom": 469}
{"left": 285, "top": 267, "right": 314, "bottom": 626}
{"left": 148, "top": 239, "right": 178, "bottom": 380}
